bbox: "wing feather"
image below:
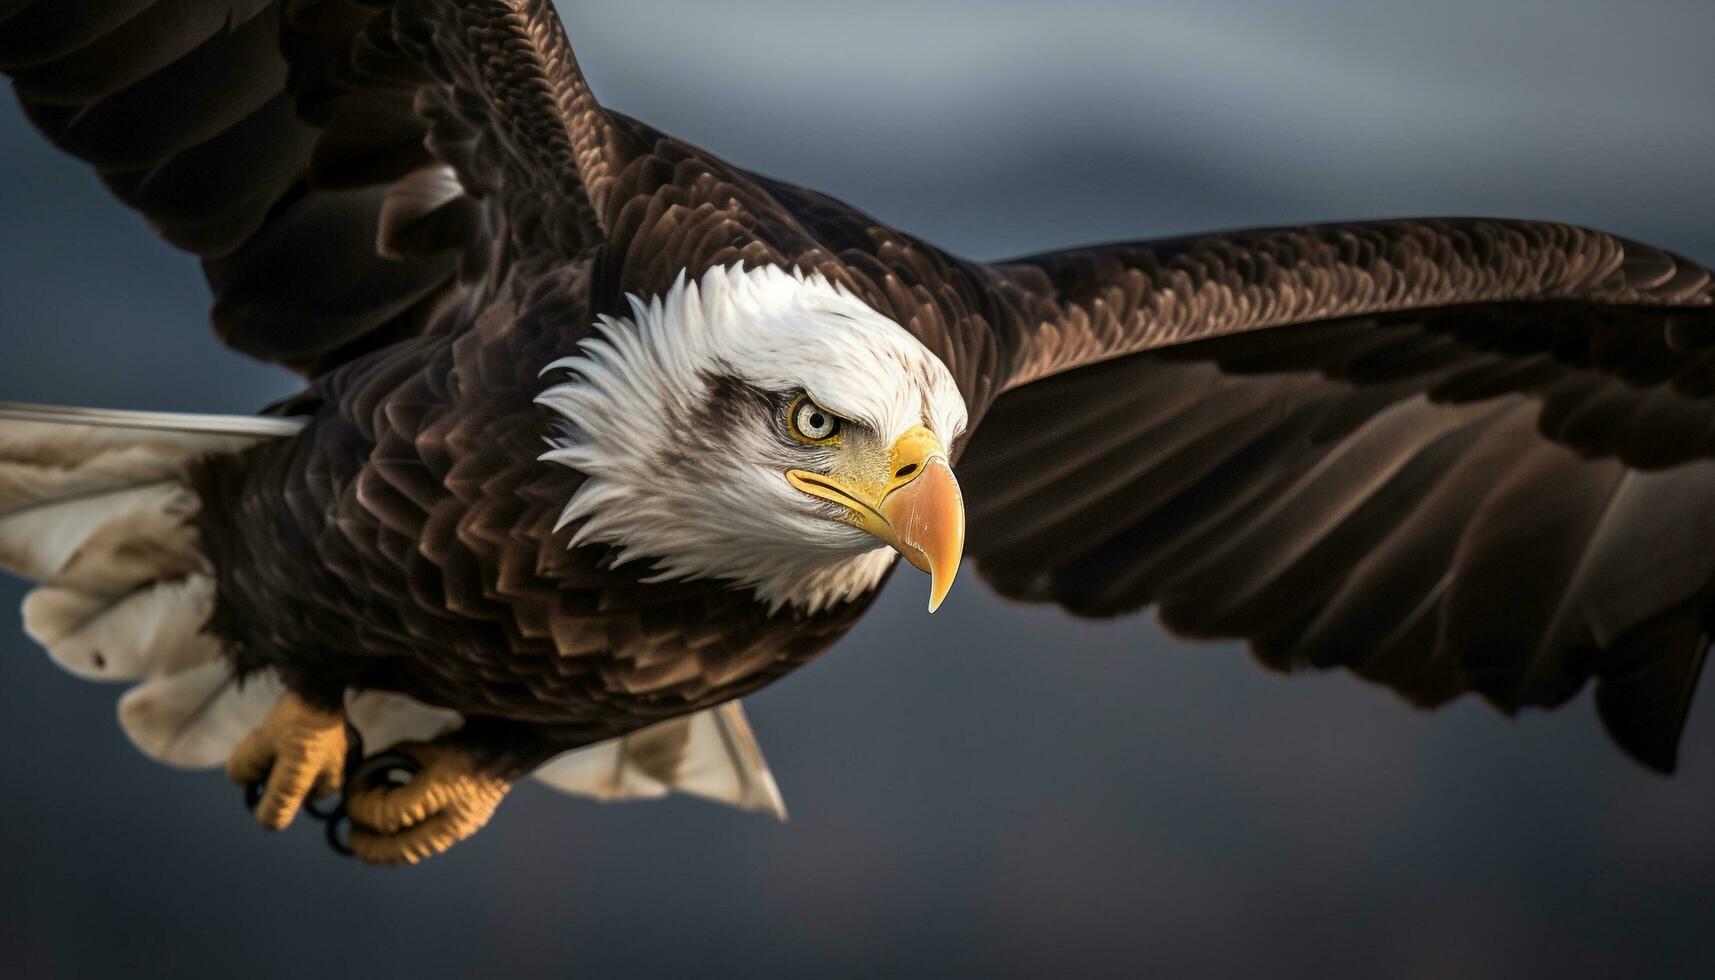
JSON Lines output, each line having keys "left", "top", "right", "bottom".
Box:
{"left": 0, "top": 0, "right": 636, "bottom": 375}
{"left": 962, "top": 220, "right": 1715, "bottom": 770}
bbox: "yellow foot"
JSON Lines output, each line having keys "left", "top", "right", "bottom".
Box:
{"left": 227, "top": 692, "right": 349, "bottom": 832}
{"left": 344, "top": 741, "right": 511, "bottom": 865}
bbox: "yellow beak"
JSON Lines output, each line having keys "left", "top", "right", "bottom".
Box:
{"left": 786, "top": 425, "right": 965, "bottom": 612}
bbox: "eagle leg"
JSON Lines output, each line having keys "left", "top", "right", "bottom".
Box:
{"left": 342, "top": 738, "right": 513, "bottom": 865}
{"left": 227, "top": 692, "right": 350, "bottom": 833}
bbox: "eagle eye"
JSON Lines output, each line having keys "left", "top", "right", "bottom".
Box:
{"left": 788, "top": 394, "right": 843, "bottom": 444}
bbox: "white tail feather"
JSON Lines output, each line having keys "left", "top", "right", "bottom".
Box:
{"left": 345, "top": 688, "right": 465, "bottom": 751}
{"left": 0, "top": 402, "right": 306, "bottom": 439}
{"left": 119, "top": 661, "right": 288, "bottom": 767}
{"left": 533, "top": 701, "right": 788, "bottom": 819}
{"left": 2, "top": 482, "right": 198, "bottom": 584}
{"left": 4, "top": 403, "right": 787, "bottom": 817}
{"left": 317, "top": 687, "right": 787, "bottom": 817}
{"left": 23, "top": 575, "right": 221, "bottom": 681}
{"left": 1, "top": 403, "right": 299, "bottom": 767}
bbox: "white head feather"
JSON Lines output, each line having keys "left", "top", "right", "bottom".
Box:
{"left": 536, "top": 263, "right": 969, "bottom": 612}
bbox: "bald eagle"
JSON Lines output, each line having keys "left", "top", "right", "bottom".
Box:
{"left": 2, "top": 0, "right": 1711, "bottom": 865}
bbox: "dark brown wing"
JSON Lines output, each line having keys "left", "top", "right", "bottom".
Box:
{"left": 0, "top": 0, "right": 634, "bottom": 374}
{"left": 959, "top": 219, "right": 1715, "bottom": 771}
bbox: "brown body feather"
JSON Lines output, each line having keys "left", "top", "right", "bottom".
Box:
{"left": 191, "top": 281, "right": 874, "bottom": 767}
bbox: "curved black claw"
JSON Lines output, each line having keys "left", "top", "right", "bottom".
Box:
{"left": 241, "top": 724, "right": 422, "bottom": 857}
{"left": 321, "top": 750, "right": 422, "bottom": 856}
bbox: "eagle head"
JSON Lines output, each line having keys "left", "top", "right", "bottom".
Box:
{"left": 537, "top": 263, "right": 969, "bottom": 613}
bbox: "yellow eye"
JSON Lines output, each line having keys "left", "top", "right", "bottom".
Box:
{"left": 788, "top": 394, "right": 843, "bottom": 444}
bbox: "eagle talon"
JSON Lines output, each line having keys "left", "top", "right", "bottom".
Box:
{"left": 300, "top": 789, "right": 345, "bottom": 822}
{"left": 349, "top": 750, "right": 422, "bottom": 792}
{"left": 343, "top": 741, "right": 511, "bottom": 865}
{"left": 227, "top": 692, "right": 348, "bottom": 833}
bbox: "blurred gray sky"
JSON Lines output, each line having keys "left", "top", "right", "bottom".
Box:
{"left": 1, "top": 2, "right": 1712, "bottom": 978}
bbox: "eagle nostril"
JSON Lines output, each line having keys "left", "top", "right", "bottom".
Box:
{"left": 895, "top": 463, "right": 918, "bottom": 479}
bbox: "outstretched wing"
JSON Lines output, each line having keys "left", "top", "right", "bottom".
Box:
{"left": 0, "top": 0, "right": 633, "bottom": 375}
{"left": 958, "top": 219, "right": 1715, "bottom": 771}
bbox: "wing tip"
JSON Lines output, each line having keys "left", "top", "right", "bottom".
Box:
{"left": 1593, "top": 625, "right": 1707, "bottom": 776}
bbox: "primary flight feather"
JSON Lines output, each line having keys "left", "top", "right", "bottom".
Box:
{"left": 0, "top": 0, "right": 1710, "bottom": 864}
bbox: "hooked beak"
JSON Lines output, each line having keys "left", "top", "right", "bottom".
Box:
{"left": 786, "top": 425, "right": 965, "bottom": 612}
